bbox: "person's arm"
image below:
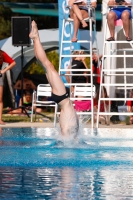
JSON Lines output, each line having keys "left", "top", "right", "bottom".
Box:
{"left": 99, "top": 54, "right": 103, "bottom": 60}
{"left": 1, "top": 51, "right": 16, "bottom": 74}
{"left": 108, "top": 0, "right": 116, "bottom": 6}
{"left": 127, "top": 106, "right": 131, "bottom": 112}
{"left": 91, "top": 1, "right": 97, "bottom": 8}
{"left": 29, "top": 80, "right": 37, "bottom": 90}
{"left": 14, "top": 80, "right": 21, "bottom": 90}
{"left": 122, "top": 0, "right": 132, "bottom": 6}
{"left": 82, "top": 59, "right": 88, "bottom": 69}
{"left": 65, "top": 65, "right": 71, "bottom": 83}
{"left": 1, "top": 61, "right": 16, "bottom": 74}
{"left": 18, "top": 97, "right": 22, "bottom": 107}
{"left": 107, "top": 0, "right": 131, "bottom": 6}
{"left": 127, "top": 101, "right": 132, "bottom": 112}
{"left": 81, "top": 59, "right": 89, "bottom": 82}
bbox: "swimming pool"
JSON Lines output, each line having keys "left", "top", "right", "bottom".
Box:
{"left": 0, "top": 127, "right": 133, "bottom": 199}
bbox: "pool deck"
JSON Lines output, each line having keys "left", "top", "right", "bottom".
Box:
{"left": 1, "top": 122, "right": 133, "bottom": 128}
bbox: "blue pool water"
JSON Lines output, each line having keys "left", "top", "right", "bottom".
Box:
{"left": 0, "top": 127, "right": 133, "bottom": 199}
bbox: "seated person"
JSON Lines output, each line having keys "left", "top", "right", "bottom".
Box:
{"left": 20, "top": 91, "right": 32, "bottom": 108}
{"left": 9, "top": 91, "right": 42, "bottom": 114}
{"left": 14, "top": 72, "right": 36, "bottom": 92}
{"left": 14, "top": 72, "right": 37, "bottom": 107}
{"left": 68, "top": 0, "right": 97, "bottom": 42}
{"left": 66, "top": 50, "right": 88, "bottom": 96}
{"left": 107, "top": 0, "right": 132, "bottom": 41}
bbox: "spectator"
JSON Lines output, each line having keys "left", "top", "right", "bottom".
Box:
{"left": 8, "top": 91, "right": 42, "bottom": 114}
{"left": 68, "top": 0, "right": 97, "bottom": 42}
{"left": 14, "top": 72, "right": 37, "bottom": 107}
{"left": 14, "top": 72, "right": 36, "bottom": 92}
{"left": 0, "top": 50, "right": 16, "bottom": 125}
{"left": 66, "top": 51, "right": 92, "bottom": 116}
{"left": 107, "top": 0, "right": 132, "bottom": 41}
{"left": 66, "top": 50, "right": 89, "bottom": 96}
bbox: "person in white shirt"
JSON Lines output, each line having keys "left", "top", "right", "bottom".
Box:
{"left": 107, "top": 0, "right": 132, "bottom": 41}
{"left": 68, "top": 0, "right": 97, "bottom": 42}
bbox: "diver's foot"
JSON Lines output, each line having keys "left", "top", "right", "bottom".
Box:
{"left": 0, "top": 120, "right": 5, "bottom": 125}
{"left": 29, "top": 20, "right": 39, "bottom": 40}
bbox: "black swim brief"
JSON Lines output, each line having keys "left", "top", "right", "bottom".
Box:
{"left": 52, "top": 92, "right": 69, "bottom": 104}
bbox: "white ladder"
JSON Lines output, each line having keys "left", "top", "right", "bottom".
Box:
{"left": 58, "top": 1, "right": 100, "bottom": 128}
{"left": 96, "top": 7, "right": 133, "bottom": 128}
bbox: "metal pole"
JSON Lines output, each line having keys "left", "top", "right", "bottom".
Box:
{"left": 21, "top": 46, "right": 24, "bottom": 110}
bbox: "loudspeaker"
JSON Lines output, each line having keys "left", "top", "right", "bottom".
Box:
{"left": 12, "top": 17, "right": 31, "bottom": 46}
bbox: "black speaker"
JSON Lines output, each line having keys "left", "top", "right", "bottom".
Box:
{"left": 12, "top": 17, "right": 31, "bottom": 46}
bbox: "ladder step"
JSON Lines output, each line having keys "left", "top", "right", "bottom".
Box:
{"left": 103, "top": 55, "right": 133, "bottom": 57}
{"left": 65, "top": 74, "right": 91, "bottom": 76}
{"left": 99, "top": 98, "right": 133, "bottom": 101}
{"left": 101, "top": 83, "right": 133, "bottom": 86}
{"left": 61, "top": 74, "right": 99, "bottom": 77}
{"left": 62, "top": 40, "right": 91, "bottom": 44}
{"left": 60, "top": 55, "right": 91, "bottom": 58}
{"left": 104, "top": 41, "right": 133, "bottom": 44}
{"left": 64, "top": 83, "right": 93, "bottom": 86}
{"left": 104, "top": 74, "right": 133, "bottom": 76}
{"left": 110, "top": 48, "right": 133, "bottom": 52}
{"left": 98, "top": 112, "right": 131, "bottom": 115}
{"left": 103, "top": 68, "right": 133, "bottom": 72}
{"left": 56, "top": 112, "right": 93, "bottom": 115}
{"left": 116, "top": 87, "right": 133, "bottom": 89}
{"left": 60, "top": 69, "right": 91, "bottom": 71}
{"left": 70, "top": 98, "right": 94, "bottom": 100}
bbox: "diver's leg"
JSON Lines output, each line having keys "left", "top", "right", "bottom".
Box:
{"left": 29, "top": 21, "right": 66, "bottom": 95}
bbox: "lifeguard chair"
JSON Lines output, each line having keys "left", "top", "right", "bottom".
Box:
{"left": 96, "top": 3, "right": 133, "bottom": 127}
{"left": 57, "top": 0, "right": 100, "bottom": 128}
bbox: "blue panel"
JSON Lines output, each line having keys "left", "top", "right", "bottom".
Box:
{"left": 58, "top": 0, "right": 81, "bottom": 85}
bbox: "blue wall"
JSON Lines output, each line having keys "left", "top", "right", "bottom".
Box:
{"left": 58, "top": 0, "right": 80, "bottom": 84}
